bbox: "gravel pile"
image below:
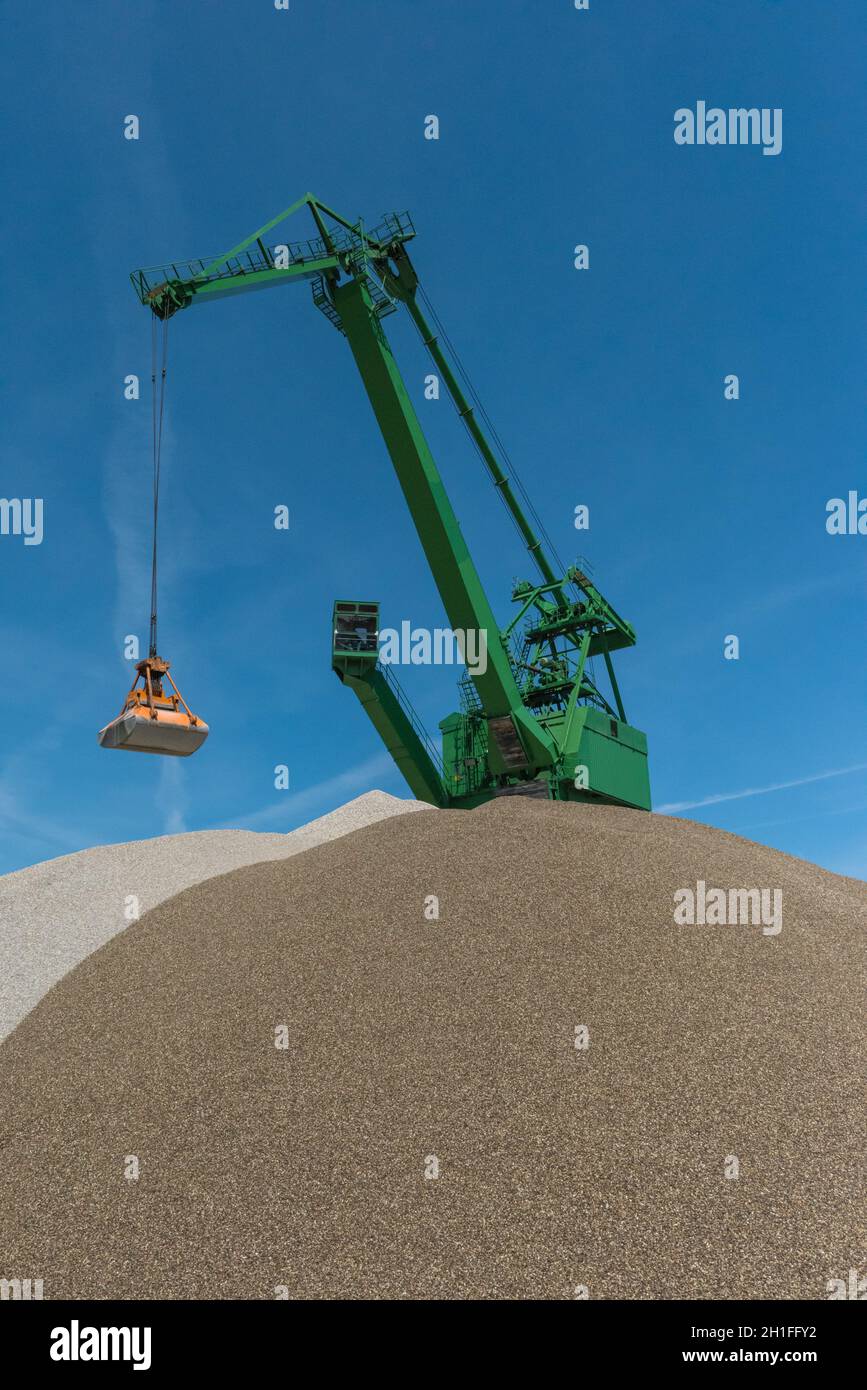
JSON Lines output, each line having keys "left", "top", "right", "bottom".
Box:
{"left": 0, "top": 790, "right": 428, "bottom": 1042}
{"left": 0, "top": 798, "right": 862, "bottom": 1300}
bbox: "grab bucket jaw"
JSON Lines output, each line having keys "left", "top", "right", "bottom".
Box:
{"left": 97, "top": 656, "right": 208, "bottom": 758}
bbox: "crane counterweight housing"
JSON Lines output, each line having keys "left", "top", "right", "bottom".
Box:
{"left": 132, "top": 195, "right": 651, "bottom": 810}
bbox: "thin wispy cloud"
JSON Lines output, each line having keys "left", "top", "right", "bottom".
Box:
{"left": 744, "top": 569, "right": 860, "bottom": 619}
{"left": 218, "top": 753, "right": 397, "bottom": 832}
{"left": 158, "top": 760, "right": 188, "bottom": 835}
{"left": 0, "top": 783, "right": 85, "bottom": 857}
{"left": 103, "top": 420, "right": 154, "bottom": 646}
{"left": 732, "top": 800, "right": 867, "bottom": 834}
{"left": 656, "top": 762, "right": 867, "bottom": 815}
{"left": 647, "top": 568, "right": 865, "bottom": 678}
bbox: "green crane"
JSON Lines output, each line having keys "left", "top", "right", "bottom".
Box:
{"left": 131, "top": 194, "right": 651, "bottom": 811}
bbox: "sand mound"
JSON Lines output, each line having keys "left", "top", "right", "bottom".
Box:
{"left": 0, "top": 799, "right": 862, "bottom": 1300}
{"left": 0, "top": 790, "right": 427, "bottom": 1042}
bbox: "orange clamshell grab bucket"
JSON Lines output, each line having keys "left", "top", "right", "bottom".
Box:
{"left": 98, "top": 656, "right": 209, "bottom": 757}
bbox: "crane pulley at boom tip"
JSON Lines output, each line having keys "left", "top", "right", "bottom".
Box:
{"left": 123, "top": 195, "right": 650, "bottom": 808}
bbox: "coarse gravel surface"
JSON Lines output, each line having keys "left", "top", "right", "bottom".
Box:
{"left": 0, "top": 798, "right": 863, "bottom": 1300}
{"left": 0, "top": 790, "right": 428, "bottom": 1042}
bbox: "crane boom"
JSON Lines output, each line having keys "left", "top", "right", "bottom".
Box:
{"left": 330, "top": 273, "right": 554, "bottom": 768}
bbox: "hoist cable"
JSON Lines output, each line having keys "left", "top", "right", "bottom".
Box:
{"left": 415, "top": 285, "right": 575, "bottom": 594}
{"left": 148, "top": 314, "right": 169, "bottom": 658}
{"left": 410, "top": 283, "right": 595, "bottom": 690}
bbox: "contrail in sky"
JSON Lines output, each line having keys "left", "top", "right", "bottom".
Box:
{"left": 656, "top": 763, "right": 867, "bottom": 815}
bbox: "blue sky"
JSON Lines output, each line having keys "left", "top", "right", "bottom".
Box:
{"left": 1, "top": 0, "right": 864, "bottom": 877}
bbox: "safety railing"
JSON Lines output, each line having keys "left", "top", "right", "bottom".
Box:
{"left": 378, "top": 662, "right": 446, "bottom": 782}
{"left": 132, "top": 213, "right": 416, "bottom": 310}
